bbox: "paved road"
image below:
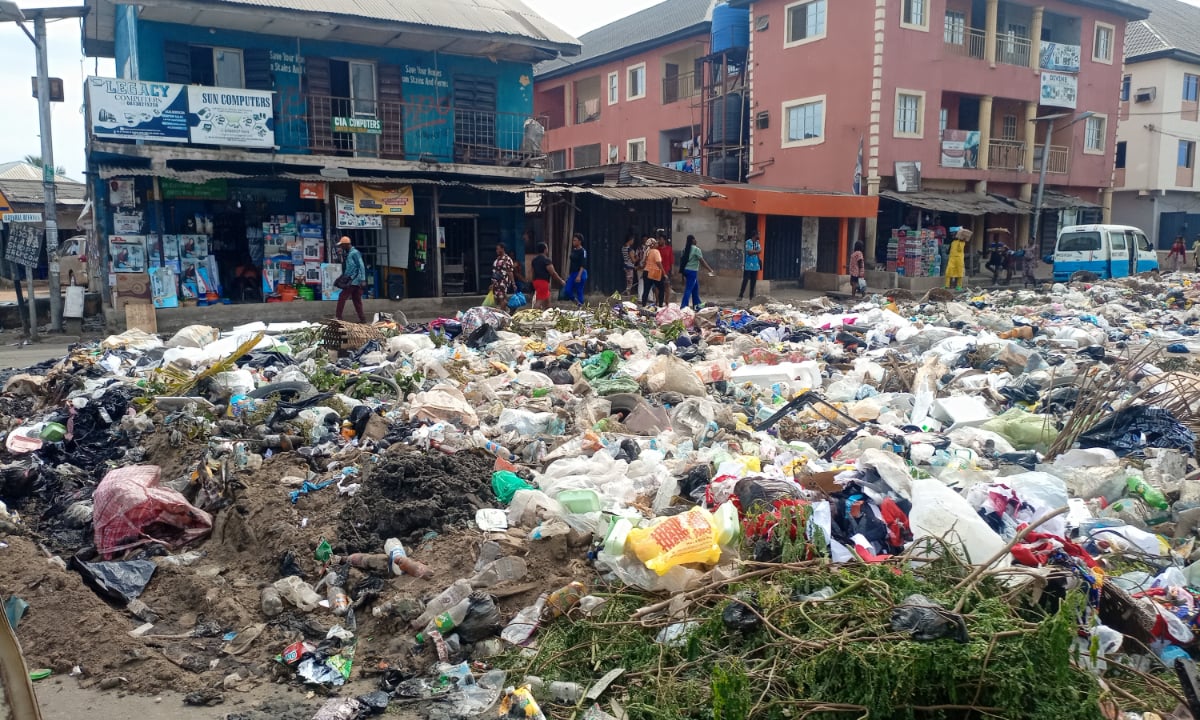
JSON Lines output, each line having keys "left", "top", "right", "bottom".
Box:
{"left": 0, "top": 342, "right": 79, "bottom": 370}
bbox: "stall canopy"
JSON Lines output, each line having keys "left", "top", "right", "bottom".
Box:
{"left": 879, "top": 190, "right": 1027, "bottom": 215}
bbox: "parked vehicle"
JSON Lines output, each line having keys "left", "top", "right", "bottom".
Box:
{"left": 1051, "top": 224, "right": 1158, "bottom": 281}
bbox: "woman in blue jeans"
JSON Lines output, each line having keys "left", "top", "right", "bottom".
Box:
{"left": 679, "top": 235, "right": 715, "bottom": 310}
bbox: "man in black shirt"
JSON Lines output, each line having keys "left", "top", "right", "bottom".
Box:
{"left": 563, "top": 233, "right": 588, "bottom": 308}
{"left": 530, "top": 242, "right": 564, "bottom": 310}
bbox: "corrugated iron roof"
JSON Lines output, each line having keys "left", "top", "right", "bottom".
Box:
{"left": 474, "top": 182, "right": 715, "bottom": 200}
{"left": 0, "top": 178, "right": 87, "bottom": 206}
{"left": 879, "top": 190, "right": 1027, "bottom": 215}
{"left": 0, "top": 161, "right": 78, "bottom": 184}
{"left": 535, "top": 0, "right": 715, "bottom": 78}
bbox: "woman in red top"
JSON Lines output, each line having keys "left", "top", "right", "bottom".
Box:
{"left": 657, "top": 229, "right": 674, "bottom": 304}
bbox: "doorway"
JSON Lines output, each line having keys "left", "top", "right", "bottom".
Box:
{"left": 440, "top": 215, "right": 480, "bottom": 294}
{"left": 330, "top": 60, "right": 378, "bottom": 157}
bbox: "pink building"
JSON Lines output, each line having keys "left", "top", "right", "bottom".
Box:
{"left": 736, "top": 0, "right": 1148, "bottom": 263}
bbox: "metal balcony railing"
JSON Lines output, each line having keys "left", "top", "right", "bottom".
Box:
{"left": 945, "top": 27, "right": 987, "bottom": 60}
{"left": 996, "top": 34, "right": 1032, "bottom": 68}
{"left": 1034, "top": 144, "right": 1070, "bottom": 174}
{"left": 574, "top": 98, "right": 601, "bottom": 125}
{"left": 988, "top": 139, "right": 1026, "bottom": 171}
{"left": 662, "top": 72, "right": 700, "bottom": 104}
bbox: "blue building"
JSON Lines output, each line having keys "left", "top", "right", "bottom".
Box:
{"left": 82, "top": 0, "right": 578, "bottom": 304}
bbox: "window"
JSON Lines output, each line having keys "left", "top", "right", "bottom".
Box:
{"left": 939, "top": 107, "right": 948, "bottom": 138}
{"left": 1180, "top": 140, "right": 1195, "bottom": 169}
{"left": 547, "top": 150, "right": 567, "bottom": 172}
{"left": 902, "top": 0, "right": 928, "bottom": 30}
{"left": 572, "top": 143, "right": 601, "bottom": 168}
{"left": 1185, "top": 74, "right": 1199, "bottom": 103}
{"left": 785, "top": 0, "right": 827, "bottom": 46}
{"left": 1115, "top": 141, "right": 1127, "bottom": 169}
{"left": 782, "top": 95, "right": 825, "bottom": 146}
{"left": 1120, "top": 75, "right": 1131, "bottom": 102}
{"left": 944, "top": 11, "right": 965, "bottom": 44}
{"left": 1001, "top": 114, "right": 1017, "bottom": 141}
{"left": 608, "top": 72, "right": 619, "bottom": 105}
{"left": 894, "top": 90, "right": 924, "bottom": 138}
{"left": 213, "top": 47, "right": 244, "bottom": 88}
{"left": 1084, "top": 115, "right": 1106, "bottom": 153}
{"left": 1093, "top": 22, "right": 1114, "bottom": 63}
{"left": 626, "top": 64, "right": 646, "bottom": 100}
{"left": 1059, "top": 231, "right": 1101, "bottom": 252}
{"left": 607, "top": 144, "right": 619, "bottom": 164}
{"left": 627, "top": 138, "right": 646, "bottom": 163}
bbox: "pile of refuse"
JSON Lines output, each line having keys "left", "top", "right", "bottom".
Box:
{"left": 2, "top": 279, "right": 1200, "bottom": 719}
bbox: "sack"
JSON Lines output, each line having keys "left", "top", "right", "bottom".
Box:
{"left": 482, "top": 290, "right": 498, "bottom": 308}
{"left": 334, "top": 274, "right": 353, "bottom": 290}
{"left": 507, "top": 291, "right": 527, "bottom": 310}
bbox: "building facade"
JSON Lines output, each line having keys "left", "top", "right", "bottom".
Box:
{"left": 1111, "top": 0, "right": 1200, "bottom": 247}
{"left": 81, "top": 0, "right": 577, "bottom": 309}
{"left": 738, "top": 0, "right": 1145, "bottom": 265}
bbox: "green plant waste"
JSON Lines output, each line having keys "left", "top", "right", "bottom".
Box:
{"left": 495, "top": 553, "right": 1179, "bottom": 720}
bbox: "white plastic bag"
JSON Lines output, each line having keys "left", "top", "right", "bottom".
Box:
{"left": 909, "top": 477, "right": 1009, "bottom": 569}
{"left": 167, "top": 325, "right": 220, "bottom": 349}
{"left": 644, "top": 355, "right": 706, "bottom": 396}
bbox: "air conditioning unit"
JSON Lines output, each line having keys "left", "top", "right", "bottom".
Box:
{"left": 1135, "top": 87, "right": 1156, "bottom": 103}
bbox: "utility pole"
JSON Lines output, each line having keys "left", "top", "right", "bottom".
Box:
{"left": 33, "top": 11, "right": 61, "bottom": 332}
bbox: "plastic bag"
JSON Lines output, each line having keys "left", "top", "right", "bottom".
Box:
{"left": 500, "top": 686, "right": 546, "bottom": 720}
{"left": 722, "top": 596, "right": 763, "bottom": 633}
{"left": 592, "top": 376, "right": 642, "bottom": 396}
{"left": 92, "top": 466, "right": 213, "bottom": 559}
{"left": 457, "top": 593, "right": 503, "bottom": 643}
{"left": 1078, "top": 406, "right": 1197, "bottom": 457}
{"left": 166, "top": 324, "right": 219, "bottom": 349}
{"left": 627, "top": 507, "right": 721, "bottom": 575}
{"left": 409, "top": 384, "right": 480, "bottom": 428}
{"left": 644, "top": 355, "right": 706, "bottom": 396}
{"left": 891, "top": 594, "right": 968, "bottom": 642}
{"left": 482, "top": 290, "right": 497, "bottom": 308}
{"left": 909, "top": 477, "right": 1008, "bottom": 569}
{"left": 507, "top": 291, "right": 527, "bottom": 310}
{"left": 582, "top": 350, "right": 619, "bottom": 380}
{"left": 981, "top": 408, "right": 1058, "bottom": 452}
{"left": 73, "top": 559, "right": 156, "bottom": 603}
{"left": 492, "top": 471, "right": 533, "bottom": 504}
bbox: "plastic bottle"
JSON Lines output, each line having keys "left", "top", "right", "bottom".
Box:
{"left": 393, "top": 556, "right": 434, "bottom": 579}
{"left": 550, "top": 682, "right": 583, "bottom": 704}
{"left": 1126, "top": 473, "right": 1169, "bottom": 511}
{"left": 544, "top": 581, "right": 588, "bottom": 619}
{"left": 343, "top": 553, "right": 391, "bottom": 573}
{"left": 260, "top": 585, "right": 284, "bottom": 618}
{"left": 411, "top": 579, "right": 473, "bottom": 630}
{"left": 385, "top": 538, "right": 407, "bottom": 575}
{"left": 327, "top": 583, "right": 351, "bottom": 616}
{"left": 417, "top": 596, "right": 472, "bottom": 642}
{"left": 501, "top": 593, "right": 548, "bottom": 646}
{"left": 473, "top": 430, "right": 518, "bottom": 463}
{"left": 470, "top": 556, "right": 528, "bottom": 588}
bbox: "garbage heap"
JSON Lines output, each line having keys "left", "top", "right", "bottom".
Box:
{"left": 1, "top": 280, "right": 1200, "bottom": 720}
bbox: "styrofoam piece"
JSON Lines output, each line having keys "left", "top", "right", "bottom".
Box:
{"left": 930, "top": 396, "right": 995, "bottom": 426}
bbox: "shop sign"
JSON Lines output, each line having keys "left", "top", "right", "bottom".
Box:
{"left": 941, "top": 130, "right": 980, "bottom": 169}
{"left": 187, "top": 86, "right": 275, "bottom": 147}
{"left": 159, "top": 178, "right": 228, "bottom": 200}
{"left": 87, "top": 77, "right": 190, "bottom": 142}
{"left": 300, "top": 182, "right": 326, "bottom": 200}
{"left": 4, "top": 223, "right": 41, "bottom": 267}
{"left": 894, "top": 162, "right": 922, "bottom": 193}
{"left": 2, "top": 213, "right": 42, "bottom": 223}
{"left": 332, "top": 116, "right": 382, "bottom": 135}
{"left": 1039, "top": 42, "right": 1080, "bottom": 73}
{"left": 336, "top": 195, "right": 382, "bottom": 229}
{"left": 352, "top": 185, "right": 414, "bottom": 216}
{"left": 1041, "top": 71, "right": 1078, "bottom": 110}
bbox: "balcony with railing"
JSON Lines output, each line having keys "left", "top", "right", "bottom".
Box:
{"left": 996, "top": 33, "right": 1032, "bottom": 68}
{"left": 944, "top": 27, "right": 987, "bottom": 60}
{"left": 662, "top": 72, "right": 699, "bottom": 104}
{"left": 1034, "top": 144, "right": 1070, "bottom": 174}
{"left": 987, "top": 139, "right": 1026, "bottom": 171}
{"left": 574, "top": 97, "right": 601, "bottom": 125}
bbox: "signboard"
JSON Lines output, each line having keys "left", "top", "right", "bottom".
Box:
{"left": 352, "top": 185, "right": 414, "bottom": 216}
{"left": 87, "top": 77, "right": 189, "bottom": 142}
{"left": 159, "top": 178, "right": 228, "bottom": 200}
{"left": 894, "top": 161, "right": 922, "bottom": 192}
{"left": 2, "top": 213, "right": 42, "bottom": 223}
{"left": 187, "top": 86, "right": 275, "bottom": 147}
{"left": 5, "top": 223, "right": 42, "bottom": 267}
{"left": 1041, "top": 71, "right": 1078, "bottom": 109}
{"left": 941, "top": 130, "right": 980, "bottom": 169}
{"left": 300, "top": 182, "right": 326, "bottom": 200}
{"left": 335, "top": 195, "right": 382, "bottom": 229}
{"left": 1039, "top": 42, "right": 1081, "bottom": 73}
{"left": 333, "top": 116, "right": 382, "bottom": 135}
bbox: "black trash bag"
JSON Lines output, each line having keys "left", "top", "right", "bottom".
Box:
{"left": 1078, "top": 406, "right": 1197, "bottom": 457}
{"left": 999, "top": 380, "right": 1041, "bottom": 404}
{"left": 612, "top": 438, "right": 641, "bottom": 463}
{"left": 238, "top": 349, "right": 294, "bottom": 368}
{"left": 1042, "top": 386, "right": 1080, "bottom": 414}
{"left": 457, "top": 593, "right": 502, "bottom": 643}
{"left": 890, "top": 594, "right": 969, "bottom": 643}
{"left": 72, "top": 557, "right": 156, "bottom": 604}
{"left": 722, "top": 596, "right": 763, "bottom": 634}
{"left": 466, "top": 324, "right": 500, "bottom": 349}
{"left": 1077, "top": 345, "right": 1106, "bottom": 361}
{"left": 349, "top": 404, "right": 374, "bottom": 439}
{"left": 280, "top": 551, "right": 304, "bottom": 578}
{"left": 996, "top": 451, "right": 1039, "bottom": 470}
{"left": 356, "top": 691, "right": 391, "bottom": 715}
{"left": 679, "top": 465, "right": 712, "bottom": 503}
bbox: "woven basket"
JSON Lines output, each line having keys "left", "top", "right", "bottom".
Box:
{"left": 321, "top": 320, "right": 384, "bottom": 352}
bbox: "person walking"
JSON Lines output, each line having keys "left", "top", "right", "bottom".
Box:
{"left": 657, "top": 229, "right": 675, "bottom": 304}
{"left": 490, "top": 243, "right": 518, "bottom": 309}
{"left": 530, "top": 242, "right": 564, "bottom": 310}
{"left": 679, "top": 235, "right": 715, "bottom": 310}
{"left": 335, "top": 236, "right": 367, "bottom": 323}
{"left": 1192, "top": 235, "right": 1200, "bottom": 272}
{"left": 621, "top": 234, "right": 638, "bottom": 297}
{"left": 1169, "top": 235, "right": 1188, "bottom": 273}
{"left": 945, "top": 228, "right": 970, "bottom": 290}
{"left": 1022, "top": 239, "right": 1039, "bottom": 288}
{"left": 640, "top": 237, "right": 665, "bottom": 306}
{"left": 849, "top": 241, "right": 866, "bottom": 297}
{"left": 562, "top": 233, "right": 588, "bottom": 307}
{"left": 738, "top": 231, "right": 761, "bottom": 302}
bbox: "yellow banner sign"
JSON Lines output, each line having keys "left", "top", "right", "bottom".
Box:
{"left": 352, "top": 185, "right": 414, "bottom": 216}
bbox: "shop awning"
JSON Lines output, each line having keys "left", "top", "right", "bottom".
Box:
{"left": 879, "top": 189, "right": 1027, "bottom": 215}
{"left": 1039, "top": 190, "right": 1101, "bottom": 210}
{"left": 701, "top": 184, "right": 877, "bottom": 219}
{"left": 474, "top": 183, "right": 716, "bottom": 200}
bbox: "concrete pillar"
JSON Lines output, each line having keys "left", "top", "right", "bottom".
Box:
{"left": 979, "top": 95, "right": 994, "bottom": 170}
{"left": 1018, "top": 182, "right": 1033, "bottom": 242}
{"left": 985, "top": 0, "right": 999, "bottom": 67}
{"left": 973, "top": 215, "right": 986, "bottom": 256}
{"left": 865, "top": 176, "right": 881, "bottom": 263}
{"left": 1023, "top": 101, "right": 1038, "bottom": 174}
{"left": 1030, "top": 7, "right": 1045, "bottom": 71}
{"left": 1102, "top": 187, "right": 1113, "bottom": 224}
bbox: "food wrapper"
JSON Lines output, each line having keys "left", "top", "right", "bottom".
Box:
{"left": 627, "top": 507, "right": 721, "bottom": 575}
{"left": 499, "top": 685, "right": 546, "bottom": 719}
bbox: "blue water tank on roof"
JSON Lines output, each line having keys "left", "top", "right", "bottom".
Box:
{"left": 711, "top": 2, "right": 750, "bottom": 54}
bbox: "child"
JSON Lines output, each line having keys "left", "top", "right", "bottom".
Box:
{"left": 849, "top": 241, "right": 866, "bottom": 297}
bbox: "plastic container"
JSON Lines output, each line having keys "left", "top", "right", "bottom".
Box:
{"left": 711, "top": 2, "right": 750, "bottom": 53}
{"left": 273, "top": 576, "right": 322, "bottom": 612}
{"left": 384, "top": 538, "right": 407, "bottom": 575}
{"left": 260, "top": 586, "right": 283, "bottom": 618}
{"left": 604, "top": 518, "right": 633, "bottom": 556}
{"left": 556, "top": 489, "right": 601, "bottom": 514}
{"left": 501, "top": 593, "right": 548, "bottom": 646}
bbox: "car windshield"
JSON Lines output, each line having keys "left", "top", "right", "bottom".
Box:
{"left": 1058, "top": 232, "right": 1101, "bottom": 252}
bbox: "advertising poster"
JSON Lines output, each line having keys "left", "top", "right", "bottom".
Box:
{"left": 1041, "top": 71, "right": 1079, "bottom": 109}
{"left": 180, "top": 235, "right": 209, "bottom": 260}
{"left": 88, "top": 77, "right": 189, "bottom": 142}
{"left": 352, "top": 185, "right": 415, "bottom": 216}
{"left": 1039, "top": 42, "right": 1081, "bottom": 73}
{"left": 940, "top": 130, "right": 980, "bottom": 169}
{"left": 186, "top": 86, "right": 275, "bottom": 147}
{"left": 109, "top": 235, "right": 147, "bottom": 273}
{"left": 151, "top": 266, "right": 179, "bottom": 309}
{"left": 336, "top": 195, "right": 382, "bottom": 229}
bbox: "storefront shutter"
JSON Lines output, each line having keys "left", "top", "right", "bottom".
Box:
{"left": 163, "top": 42, "right": 191, "bottom": 85}
{"left": 244, "top": 48, "right": 272, "bottom": 91}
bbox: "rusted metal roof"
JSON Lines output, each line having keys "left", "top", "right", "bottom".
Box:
{"left": 475, "top": 182, "right": 715, "bottom": 200}
{"left": 0, "top": 179, "right": 87, "bottom": 207}
{"left": 880, "top": 189, "right": 1028, "bottom": 216}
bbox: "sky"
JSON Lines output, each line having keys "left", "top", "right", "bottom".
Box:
{"left": 1, "top": 0, "right": 1198, "bottom": 180}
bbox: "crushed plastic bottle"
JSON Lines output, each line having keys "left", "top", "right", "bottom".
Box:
{"left": 411, "top": 579, "right": 473, "bottom": 630}
{"left": 501, "top": 593, "right": 547, "bottom": 646}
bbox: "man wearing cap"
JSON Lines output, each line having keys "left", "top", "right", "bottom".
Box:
{"left": 336, "top": 236, "right": 367, "bottom": 323}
